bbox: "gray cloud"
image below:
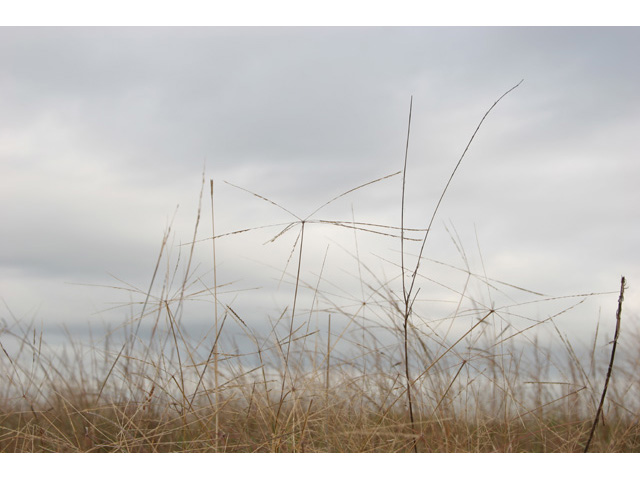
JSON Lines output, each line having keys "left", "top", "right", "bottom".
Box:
{"left": 1, "top": 27, "right": 638, "bottom": 343}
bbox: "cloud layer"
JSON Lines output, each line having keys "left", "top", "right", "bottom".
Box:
{"left": 1, "top": 27, "right": 638, "bottom": 344}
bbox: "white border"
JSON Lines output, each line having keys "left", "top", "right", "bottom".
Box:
{"left": 2, "top": 453, "right": 639, "bottom": 479}
{"left": 0, "top": 1, "right": 639, "bottom": 27}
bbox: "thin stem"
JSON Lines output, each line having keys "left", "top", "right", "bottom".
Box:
{"left": 401, "top": 95, "right": 413, "bottom": 304}
{"left": 275, "top": 220, "right": 306, "bottom": 448}
{"left": 583, "top": 276, "right": 626, "bottom": 453}
{"left": 400, "top": 95, "right": 417, "bottom": 452}
{"left": 407, "top": 80, "right": 523, "bottom": 301}
{"left": 326, "top": 314, "right": 331, "bottom": 402}
{"left": 210, "top": 179, "right": 220, "bottom": 452}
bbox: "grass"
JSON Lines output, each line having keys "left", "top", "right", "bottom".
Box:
{"left": 1, "top": 84, "right": 637, "bottom": 453}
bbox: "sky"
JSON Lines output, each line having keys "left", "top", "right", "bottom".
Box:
{"left": 1, "top": 26, "right": 639, "bottom": 351}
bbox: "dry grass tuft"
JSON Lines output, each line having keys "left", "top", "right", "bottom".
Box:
{"left": 1, "top": 86, "right": 637, "bottom": 453}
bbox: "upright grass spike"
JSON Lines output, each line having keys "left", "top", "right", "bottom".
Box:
{"left": 399, "top": 95, "right": 418, "bottom": 452}
{"left": 584, "top": 276, "right": 626, "bottom": 453}
{"left": 398, "top": 81, "right": 523, "bottom": 452}
{"left": 210, "top": 179, "right": 221, "bottom": 451}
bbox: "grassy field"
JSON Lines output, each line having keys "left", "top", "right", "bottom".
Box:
{"left": 1, "top": 85, "right": 637, "bottom": 453}
{"left": 0, "top": 275, "right": 634, "bottom": 453}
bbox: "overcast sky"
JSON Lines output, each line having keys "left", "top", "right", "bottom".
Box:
{"left": 1, "top": 27, "right": 639, "bottom": 348}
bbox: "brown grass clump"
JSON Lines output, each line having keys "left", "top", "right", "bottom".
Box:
{"left": 1, "top": 84, "right": 637, "bottom": 453}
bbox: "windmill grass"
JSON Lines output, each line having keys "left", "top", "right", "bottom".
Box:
{"left": 0, "top": 87, "right": 636, "bottom": 453}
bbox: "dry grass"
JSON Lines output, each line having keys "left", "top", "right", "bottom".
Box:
{"left": 1, "top": 309, "right": 639, "bottom": 453}
{"left": 1, "top": 85, "right": 637, "bottom": 453}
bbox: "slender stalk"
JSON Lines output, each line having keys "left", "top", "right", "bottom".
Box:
{"left": 583, "top": 276, "right": 626, "bottom": 453}
{"left": 398, "top": 83, "right": 522, "bottom": 452}
{"left": 326, "top": 314, "right": 331, "bottom": 405}
{"left": 164, "top": 301, "right": 185, "bottom": 407}
{"left": 399, "top": 96, "right": 418, "bottom": 452}
{"left": 275, "top": 220, "right": 306, "bottom": 450}
{"left": 177, "top": 172, "right": 206, "bottom": 323}
{"left": 210, "top": 179, "right": 220, "bottom": 452}
{"left": 401, "top": 95, "right": 413, "bottom": 305}
{"left": 406, "top": 80, "right": 523, "bottom": 301}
